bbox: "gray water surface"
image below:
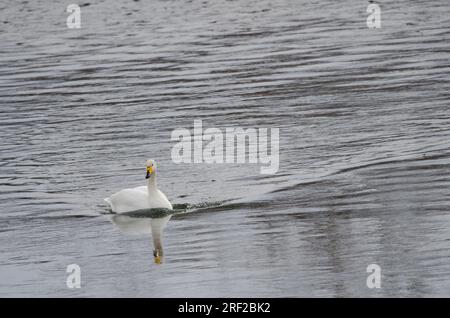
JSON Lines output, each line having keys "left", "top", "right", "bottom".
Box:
{"left": 1, "top": 0, "right": 450, "bottom": 297}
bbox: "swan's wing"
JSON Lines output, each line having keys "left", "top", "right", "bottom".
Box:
{"left": 134, "top": 186, "right": 148, "bottom": 193}
{"left": 105, "top": 188, "right": 149, "bottom": 213}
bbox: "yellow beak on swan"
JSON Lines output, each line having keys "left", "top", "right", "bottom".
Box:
{"left": 146, "top": 166, "right": 153, "bottom": 179}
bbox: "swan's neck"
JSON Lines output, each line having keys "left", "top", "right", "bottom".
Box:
{"left": 147, "top": 172, "right": 157, "bottom": 192}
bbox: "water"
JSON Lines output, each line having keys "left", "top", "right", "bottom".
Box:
{"left": 1, "top": 0, "right": 450, "bottom": 297}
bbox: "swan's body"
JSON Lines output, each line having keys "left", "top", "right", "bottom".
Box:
{"left": 104, "top": 160, "right": 172, "bottom": 213}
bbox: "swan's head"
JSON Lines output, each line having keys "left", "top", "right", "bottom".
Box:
{"left": 145, "top": 159, "right": 157, "bottom": 179}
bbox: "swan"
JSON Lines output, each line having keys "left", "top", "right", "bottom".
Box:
{"left": 104, "top": 159, "right": 173, "bottom": 213}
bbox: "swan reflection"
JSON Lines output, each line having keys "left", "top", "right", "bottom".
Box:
{"left": 110, "top": 209, "right": 173, "bottom": 264}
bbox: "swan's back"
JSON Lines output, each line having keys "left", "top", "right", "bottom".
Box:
{"left": 105, "top": 188, "right": 150, "bottom": 213}
{"left": 105, "top": 187, "right": 173, "bottom": 213}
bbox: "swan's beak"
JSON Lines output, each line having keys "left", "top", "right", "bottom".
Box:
{"left": 146, "top": 166, "right": 153, "bottom": 179}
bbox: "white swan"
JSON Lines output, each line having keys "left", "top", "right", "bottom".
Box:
{"left": 104, "top": 159, "right": 173, "bottom": 213}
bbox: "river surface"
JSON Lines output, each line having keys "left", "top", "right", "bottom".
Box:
{"left": 1, "top": 0, "right": 450, "bottom": 297}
